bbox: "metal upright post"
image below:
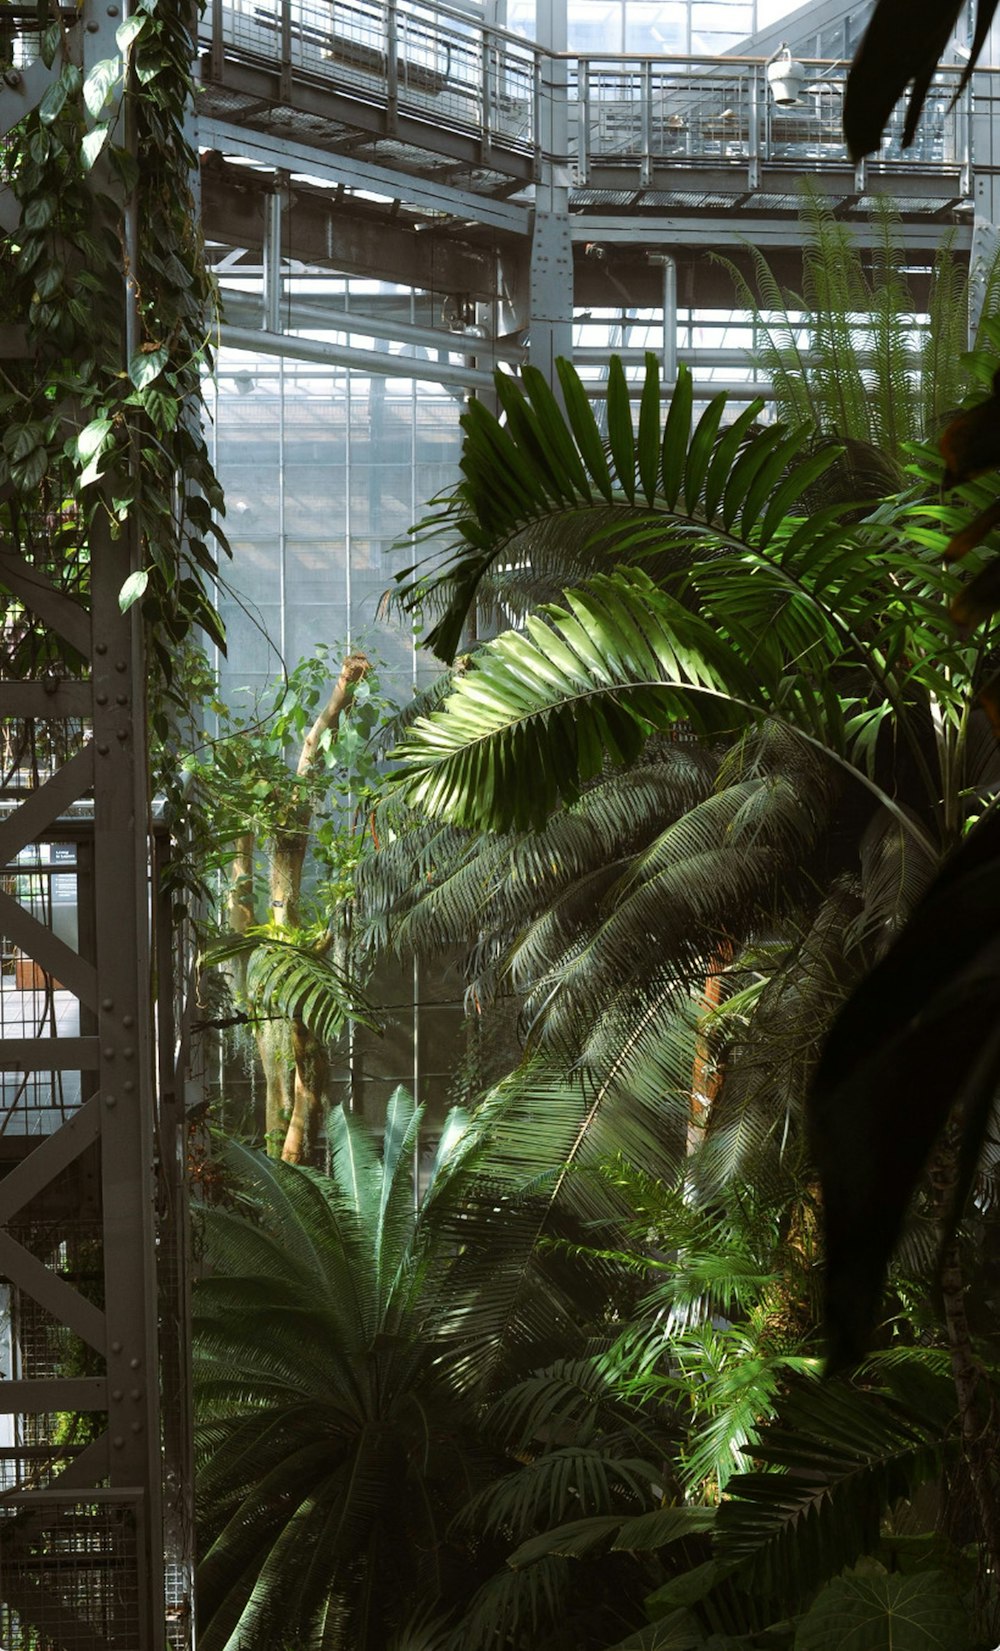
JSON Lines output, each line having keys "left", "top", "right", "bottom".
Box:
{"left": 528, "top": 0, "right": 573, "bottom": 383}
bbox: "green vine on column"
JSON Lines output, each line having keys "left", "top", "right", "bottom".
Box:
{"left": 0, "top": 0, "right": 229, "bottom": 693}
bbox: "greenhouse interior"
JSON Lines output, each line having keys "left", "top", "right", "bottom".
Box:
{"left": 2, "top": 0, "right": 1000, "bottom": 1644}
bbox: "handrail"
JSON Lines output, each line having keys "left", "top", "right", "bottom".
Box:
{"left": 198, "top": 0, "right": 999, "bottom": 183}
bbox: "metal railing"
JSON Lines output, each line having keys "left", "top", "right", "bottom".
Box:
{"left": 572, "top": 55, "right": 973, "bottom": 186}
{"left": 200, "top": 0, "right": 1000, "bottom": 185}
{"left": 206, "top": 0, "right": 541, "bottom": 155}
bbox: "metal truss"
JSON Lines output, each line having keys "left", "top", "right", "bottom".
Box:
{"left": 0, "top": 4, "right": 196, "bottom": 1648}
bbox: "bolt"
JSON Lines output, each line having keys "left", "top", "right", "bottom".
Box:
{"left": 116, "top": 694, "right": 128, "bottom": 706}
{"left": 86, "top": 18, "right": 98, "bottom": 28}
{"left": 130, "top": 1388, "right": 141, "bottom": 1400}
{"left": 4, "top": 69, "right": 21, "bottom": 87}
{"left": 97, "top": 743, "right": 109, "bottom": 755}
{"left": 96, "top": 692, "right": 108, "bottom": 705}
{"left": 102, "top": 998, "right": 114, "bottom": 1011}
{"left": 95, "top": 642, "right": 107, "bottom": 655}
{"left": 123, "top": 1080, "right": 135, "bottom": 1093}
{"left": 115, "top": 659, "right": 127, "bottom": 672}
{"left": 116, "top": 728, "right": 128, "bottom": 741}
{"left": 112, "top": 1341, "right": 122, "bottom": 1354}
{"left": 112, "top": 1388, "right": 123, "bottom": 1401}
{"left": 104, "top": 1095, "right": 116, "bottom": 1108}
{"left": 103, "top": 1046, "right": 114, "bottom": 1060}
{"left": 130, "top": 1421, "right": 141, "bottom": 1433}
{"left": 123, "top": 1014, "right": 134, "bottom": 1028}
{"left": 130, "top": 1357, "right": 140, "bottom": 1370}
{"left": 113, "top": 1436, "right": 124, "bottom": 1449}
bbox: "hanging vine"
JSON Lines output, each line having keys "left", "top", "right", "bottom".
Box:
{"left": 0, "top": 0, "right": 228, "bottom": 709}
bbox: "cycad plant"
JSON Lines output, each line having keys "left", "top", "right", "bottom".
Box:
{"left": 194, "top": 1084, "right": 640, "bottom": 1650}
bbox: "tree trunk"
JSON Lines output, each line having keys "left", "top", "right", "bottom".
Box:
{"left": 274, "top": 652, "right": 370, "bottom": 1164}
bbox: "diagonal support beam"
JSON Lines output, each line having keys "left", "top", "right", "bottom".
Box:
{"left": 0, "top": 1233, "right": 106, "bottom": 1354}
{"left": 0, "top": 744, "right": 95, "bottom": 866}
{"left": 0, "top": 553, "right": 90, "bottom": 658}
{"left": 0, "top": 1094, "right": 102, "bottom": 1224}
{"left": 0, "top": 887, "right": 98, "bottom": 1009}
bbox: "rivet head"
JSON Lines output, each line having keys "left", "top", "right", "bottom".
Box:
{"left": 112, "top": 1388, "right": 123, "bottom": 1401}
{"left": 95, "top": 692, "right": 108, "bottom": 705}
{"left": 102, "top": 998, "right": 114, "bottom": 1011}
{"left": 123, "top": 1047, "right": 134, "bottom": 1060}
{"left": 97, "top": 743, "right": 109, "bottom": 755}
{"left": 130, "top": 1357, "right": 141, "bottom": 1370}
{"left": 115, "top": 659, "right": 127, "bottom": 672}
{"left": 112, "top": 1342, "right": 122, "bottom": 1354}
{"left": 95, "top": 642, "right": 108, "bottom": 655}
{"left": 103, "top": 1046, "right": 115, "bottom": 1060}
{"left": 104, "top": 1095, "right": 117, "bottom": 1108}
{"left": 113, "top": 1435, "right": 125, "bottom": 1449}
{"left": 116, "top": 694, "right": 128, "bottom": 705}
{"left": 130, "top": 1388, "right": 141, "bottom": 1401}
{"left": 123, "top": 1080, "right": 135, "bottom": 1093}
{"left": 116, "top": 728, "right": 128, "bottom": 741}
{"left": 130, "top": 1421, "right": 141, "bottom": 1433}
{"left": 123, "top": 1015, "right": 134, "bottom": 1028}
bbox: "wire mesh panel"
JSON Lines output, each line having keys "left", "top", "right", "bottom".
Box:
{"left": 0, "top": 1493, "right": 142, "bottom": 1651}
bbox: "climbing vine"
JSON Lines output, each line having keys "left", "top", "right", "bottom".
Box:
{"left": 0, "top": 0, "right": 228, "bottom": 700}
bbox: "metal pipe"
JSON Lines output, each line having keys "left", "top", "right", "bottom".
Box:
{"left": 219, "top": 323, "right": 495, "bottom": 389}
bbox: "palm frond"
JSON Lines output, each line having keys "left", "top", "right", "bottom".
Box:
{"left": 394, "top": 355, "right": 834, "bottom": 666}
{"left": 203, "top": 925, "right": 379, "bottom": 1040}
{"left": 709, "top": 1362, "right": 959, "bottom": 1608}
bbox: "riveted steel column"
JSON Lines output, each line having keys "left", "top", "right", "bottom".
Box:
{"left": 529, "top": 0, "right": 573, "bottom": 381}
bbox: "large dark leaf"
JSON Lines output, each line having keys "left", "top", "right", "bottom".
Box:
{"left": 796, "top": 1566, "right": 973, "bottom": 1651}
{"left": 843, "top": 0, "right": 984, "bottom": 162}
{"left": 808, "top": 806, "right": 1000, "bottom": 1370}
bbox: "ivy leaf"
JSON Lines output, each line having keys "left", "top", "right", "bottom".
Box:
{"left": 129, "top": 346, "right": 168, "bottom": 390}
{"left": 76, "top": 417, "right": 113, "bottom": 462}
{"left": 119, "top": 569, "right": 150, "bottom": 613}
{"left": 34, "top": 260, "right": 66, "bottom": 300}
{"left": 115, "top": 13, "right": 148, "bottom": 49}
{"left": 81, "top": 124, "right": 111, "bottom": 171}
{"left": 40, "top": 22, "right": 62, "bottom": 68}
{"left": 83, "top": 57, "right": 120, "bottom": 118}
{"left": 22, "top": 196, "right": 55, "bottom": 233}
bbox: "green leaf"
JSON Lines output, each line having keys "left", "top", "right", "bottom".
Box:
{"left": 81, "top": 124, "right": 111, "bottom": 170}
{"left": 83, "top": 57, "right": 120, "bottom": 117}
{"left": 794, "top": 1567, "right": 972, "bottom": 1651}
{"left": 38, "top": 76, "right": 68, "bottom": 123}
{"left": 660, "top": 365, "right": 693, "bottom": 509}
{"left": 76, "top": 417, "right": 113, "bottom": 461}
{"left": 607, "top": 356, "right": 636, "bottom": 501}
{"left": 556, "top": 357, "right": 614, "bottom": 501}
{"left": 115, "top": 13, "right": 148, "bottom": 49}
{"left": 40, "top": 22, "right": 62, "bottom": 68}
{"left": 684, "top": 396, "right": 727, "bottom": 515}
{"left": 636, "top": 352, "right": 661, "bottom": 505}
{"left": 129, "top": 346, "right": 168, "bottom": 389}
{"left": 119, "top": 569, "right": 149, "bottom": 612}
{"left": 22, "top": 195, "right": 55, "bottom": 232}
